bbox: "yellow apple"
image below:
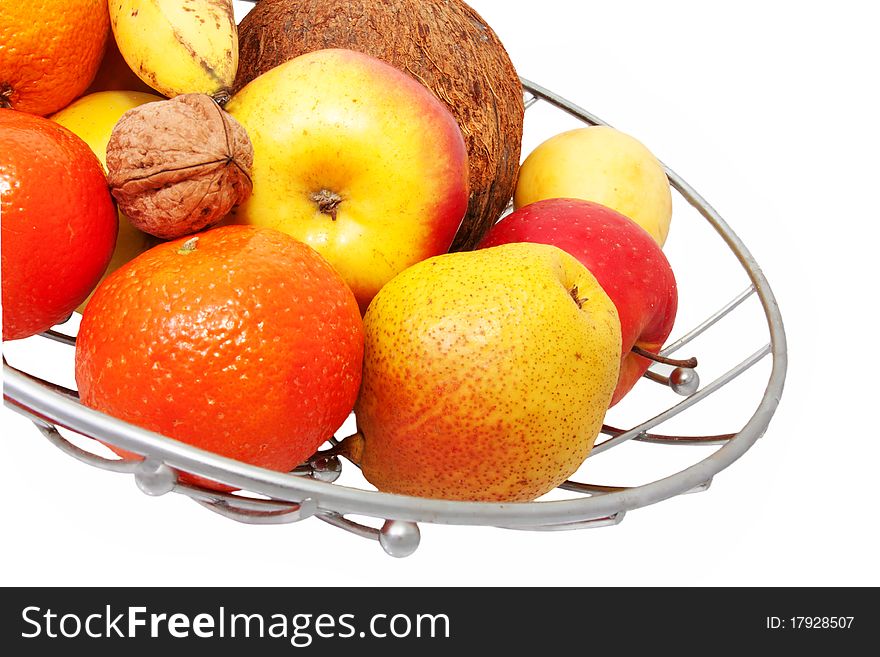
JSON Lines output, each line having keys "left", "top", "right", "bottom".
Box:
{"left": 514, "top": 125, "right": 673, "bottom": 246}
{"left": 225, "top": 48, "right": 469, "bottom": 313}
{"left": 350, "top": 242, "right": 621, "bottom": 502}
{"left": 51, "top": 90, "right": 163, "bottom": 311}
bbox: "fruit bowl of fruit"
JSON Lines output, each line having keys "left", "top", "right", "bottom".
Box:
{"left": 1, "top": 0, "right": 786, "bottom": 557}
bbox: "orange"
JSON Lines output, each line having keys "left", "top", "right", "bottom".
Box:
{"left": 75, "top": 226, "right": 364, "bottom": 488}
{"left": 1, "top": 109, "right": 117, "bottom": 340}
{"left": 0, "top": 0, "right": 110, "bottom": 115}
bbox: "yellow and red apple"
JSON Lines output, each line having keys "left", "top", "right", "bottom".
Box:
{"left": 479, "top": 198, "right": 677, "bottom": 405}
{"left": 226, "top": 48, "right": 469, "bottom": 312}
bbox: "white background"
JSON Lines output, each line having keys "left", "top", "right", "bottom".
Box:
{"left": 2, "top": 0, "right": 878, "bottom": 586}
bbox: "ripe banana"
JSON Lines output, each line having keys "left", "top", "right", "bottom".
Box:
{"left": 109, "top": 0, "right": 238, "bottom": 100}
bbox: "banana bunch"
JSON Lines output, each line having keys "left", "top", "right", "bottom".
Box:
{"left": 109, "top": 0, "right": 238, "bottom": 100}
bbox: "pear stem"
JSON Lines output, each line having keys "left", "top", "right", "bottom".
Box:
{"left": 569, "top": 285, "right": 589, "bottom": 309}
{"left": 330, "top": 432, "right": 365, "bottom": 467}
{"left": 631, "top": 345, "right": 698, "bottom": 369}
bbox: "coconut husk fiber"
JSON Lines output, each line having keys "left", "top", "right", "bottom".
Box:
{"left": 235, "top": 0, "right": 524, "bottom": 252}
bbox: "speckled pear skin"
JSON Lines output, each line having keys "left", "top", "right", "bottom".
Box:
{"left": 354, "top": 243, "right": 621, "bottom": 502}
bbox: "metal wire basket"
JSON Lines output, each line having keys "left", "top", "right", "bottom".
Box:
{"left": 2, "top": 77, "right": 787, "bottom": 558}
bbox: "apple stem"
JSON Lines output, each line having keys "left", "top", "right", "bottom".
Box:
{"left": 632, "top": 345, "right": 698, "bottom": 369}
{"left": 310, "top": 189, "right": 343, "bottom": 221}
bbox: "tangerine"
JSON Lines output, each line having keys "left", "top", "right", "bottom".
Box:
{"left": 0, "top": 0, "right": 110, "bottom": 115}
{"left": 75, "top": 226, "right": 364, "bottom": 487}
{"left": 1, "top": 109, "right": 117, "bottom": 340}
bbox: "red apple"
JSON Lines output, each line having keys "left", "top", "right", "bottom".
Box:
{"left": 478, "top": 198, "right": 677, "bottom": 405}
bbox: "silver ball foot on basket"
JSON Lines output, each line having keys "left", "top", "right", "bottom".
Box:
{"left": 638, "top": 343, "right": 701, "bottom": 397}
{"left": 379, "top": 520, "right": 421, "bottom": 558}
{"left": 290, "top": 454, "right": 343, "bottom": 483}
{"left": 317, "top": 514, "right": 421, "bottom": 558}
{"left": 645, "top": 366, "right": 701, "bottom": 396}
{"left": 669, "top": 367, "right": 700, "bottom": 396}
{"left": 135, "top": 459, "right": 177, "bottom": 496}
{"left": 309, "top": 455, "right": 343, "bottom": 483}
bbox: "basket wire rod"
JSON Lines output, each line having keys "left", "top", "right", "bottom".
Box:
{"left": 498, "top": 512, "right": 625, "bottom": 532}
{"left": 2, "top": 360, "right": 79, "bottom": 400}
{"left": 195, "top": 497, "right": 318, "bottom": 525}
{"left": 3, "top": 368, "right": 342, "bottom": 482}
{"left": 179, "top": 485, "right": 306, "bottom": 513}
{"left": 316, "top": 515, "right": 420, "bottom": 557}
{"left": 316, "top": 513, "right": 380, "bottom": 542}
{"left": 13, "top": 384, "right": 728, "bottom": 500}
{"left": 1, "top": 354, "right": 727, "bottom": 450}
{"left": 629, "top": 428, "right": 733, "bottom": 446}
{"left": 33, "top": 418, "right": 140, "bottom": 473}
{"left": 11, "top": 375, "right": 729, "bottom": 502}
{"left": 560, "top": 479, "right": 712, "bottom": 496}
{"left": 39, "top": 329, "right": 77, "bottom": 347}
{"left": 521, "top": 78, "right": 605, "bottom": 127}
{"left": 643, "top": 370, "right": 671, "bottom": 385}
{"left": 3, "top": 358, "right": 340, "bottom": 481}
{"left": 2, "top": 373, "right": 138, "bottom": 474}
{"left": 590, "top": 343, "right": 771, "bottom": 457}
{"left": 660, "top": 285, "right": 756, "bottom": 357}
{"left": 3, "top": 393, "right": 139, "bottom": 473}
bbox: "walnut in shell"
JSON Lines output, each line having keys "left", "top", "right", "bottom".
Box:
{"left": 106, "top": 94, "right": 253, "bottom": 240}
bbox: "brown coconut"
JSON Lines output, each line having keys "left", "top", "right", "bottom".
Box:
{"left": 235, "top": 0, "right": 524, "bottom": 252}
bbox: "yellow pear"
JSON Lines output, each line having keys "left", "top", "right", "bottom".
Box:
{"left": 350, "top": 242, "right": 621, "bottom": 502}
{"left": 51, "top": 90, "right": 163, "bottom": 311}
